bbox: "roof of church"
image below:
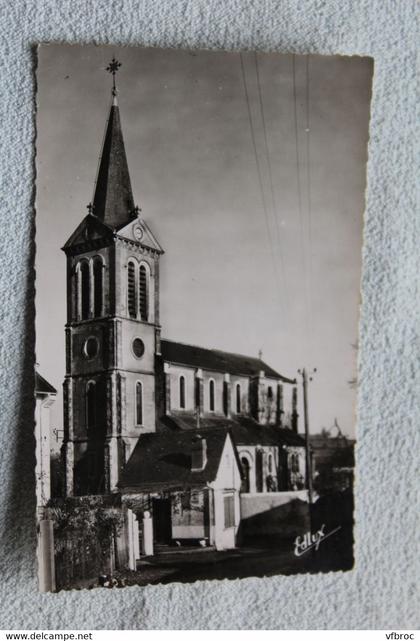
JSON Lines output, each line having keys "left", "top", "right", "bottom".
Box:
{"left": 158, "top": 414, "right": 306, "bottom": 447}
{"left": 92, "top": 97, "right": 135, "bottom": 229}
{"left": 161, "top": 339, "right": 296, "bottom": 383}
{"left": 118, "top": 428, "right": 239, "bottom": 492}
{"left": 35, "top": 372, "right": 57, "bottom": 395}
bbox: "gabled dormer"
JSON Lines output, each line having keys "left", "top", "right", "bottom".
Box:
{"left": 116, "top": 216, "right": 164, "bottom": 255}
{"left": 62, "top": 213, "right": 115, "bottom": 256}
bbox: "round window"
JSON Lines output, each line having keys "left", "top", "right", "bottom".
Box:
{"left": 132, "top": 338, "right": 145, "bottom": 358}
{"left": 83, "top": 337, "right": 99, "bottom": 359}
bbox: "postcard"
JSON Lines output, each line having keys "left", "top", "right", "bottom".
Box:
{"left": 34, "top": 44, "right": 372, "bottom": 591}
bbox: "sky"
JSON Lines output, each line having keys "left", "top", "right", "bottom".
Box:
{"left": 35, "top": 44, "right": 373, "bottom": 440}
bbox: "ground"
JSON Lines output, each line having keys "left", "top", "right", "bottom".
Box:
{"left": 78, "top": 529, "right": 353, "bottom": 590}
{"left": 63, "top": 489, "right": 354, "bottom": 591}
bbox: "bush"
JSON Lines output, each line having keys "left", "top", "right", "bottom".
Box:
{"left": 46, "top": 495, "right": 125, "bottom": 588}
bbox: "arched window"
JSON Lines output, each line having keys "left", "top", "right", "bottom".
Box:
{"left": 267, "top": 386, "right": 273, "bottom": 401}
{"left": 127, "top": 261, "right": 136, "bottom": 318}
{"left": 179, "top": 376, "right": 186, "bottom": 409}
{"left": 236, "top": 383, "right": 241, "bottom": 414}
{"left": 256, "top": 449, "right": 264, "bottom": 493}
{"left": 80, "top": 262, "right": 90, "bottom": 320}
{"left": 93, "top": 257, "right": 103, "bottom": 317}
{"left": 209, "top": 379, "right": 215, "bottom": 412}
{"left": 86, "top": 381, "right": 96, "bottom": 431}
{"left": 241, "top": 457, "right": 250, "bottom": 493}
{"left": 291, "top": 453, "right": 300, "bottom": 473}
{"left": 139, "top": 264, "right": 149, "bottom": 321}
{"left": 136, "top": 381, "right": 143, "bottom": 425}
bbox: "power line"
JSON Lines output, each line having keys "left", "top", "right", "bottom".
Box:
{"left": 292, "top": 55, "right": 312, "bottom": 340}
{"left": 254, "top": 52, "right": 289, "bottom": 307}
{"left": 305, "top": 55, "right": 314, "bottom": 350}
{"left": 239, "top": 53, "right": 283, "bottom": 310}
{"left": 305, "top": 55, "right": 313, "bottom": 257}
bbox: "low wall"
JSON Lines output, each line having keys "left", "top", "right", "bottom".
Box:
{"left": 239, "top": 491, "right": 310, "bottom": 542}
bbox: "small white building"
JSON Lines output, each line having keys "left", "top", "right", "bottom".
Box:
{"left": 119, "top": 428, "right": 242, "bottom": 559}
{"left": 35, "top": 372, "right": 57, "bottom": 509}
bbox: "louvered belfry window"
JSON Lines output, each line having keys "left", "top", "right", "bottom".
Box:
{"left": 80, "top": 262, "right": 90, "bottom": 320}
{"left": 139, "top": 264, "right": 148, "bottom": 321}
{"left": 127, "top": 261, "right": 136, "bottom": 318}
{"left": 93, "top": 257, "right": 103, "bottom": 317}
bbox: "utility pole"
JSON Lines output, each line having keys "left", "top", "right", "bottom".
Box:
{"left": 297, "top": 367, "right": 317, "bottom": 506}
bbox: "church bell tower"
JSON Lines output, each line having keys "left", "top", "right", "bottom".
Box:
{"left": 61, "top": 59, "right": 163, "bottom": 496}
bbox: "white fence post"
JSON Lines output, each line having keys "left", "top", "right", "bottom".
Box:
{"left": 38, "top": 519, "right": 56, "bottom": 592}
{"left": 142, "top": 511, "right": 154, "bottom": 556}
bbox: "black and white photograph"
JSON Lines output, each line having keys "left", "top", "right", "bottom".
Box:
{"left": 35, "top": 44, "right": 372, "bottom": 592}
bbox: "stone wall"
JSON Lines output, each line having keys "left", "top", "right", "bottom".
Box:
{"left": 239, "top": 491, "right": 310, "bottom": 541}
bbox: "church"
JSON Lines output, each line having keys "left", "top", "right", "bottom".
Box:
{"left": 60, "top": 60, "right": 307, "bottom": 560}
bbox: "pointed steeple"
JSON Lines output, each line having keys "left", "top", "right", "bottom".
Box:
{"left": 92, "top": 59, "right": 135, "bottom": 229}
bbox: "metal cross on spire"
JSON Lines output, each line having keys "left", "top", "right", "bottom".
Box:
{"left": 106, "top": 57, "right": 122, "bottom": 96}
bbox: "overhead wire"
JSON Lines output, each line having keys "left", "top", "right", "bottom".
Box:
{"left": 254, "top": 52, "right": 289, "bottom": 308}
{"left": 239, "top": 52, "right": 284, "bottom": 312}
{"left": 292, "top": 54, "right": 312, "bottom": 343}
{"left": 305, "top": 54, "right": 314, "bottom": 351}
{"left": 305, "top": 55, "right": 313, "bottom": 263}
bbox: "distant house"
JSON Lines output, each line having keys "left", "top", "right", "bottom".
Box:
{"left": 35, "top": 372, "right": 57, "bottom": 509}
{"left": 310, "top": 428, "right": 355, "bottom": 492}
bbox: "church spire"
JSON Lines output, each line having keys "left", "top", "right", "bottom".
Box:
{"left": 92, "top": 58, "right": 135, "bottom": 229}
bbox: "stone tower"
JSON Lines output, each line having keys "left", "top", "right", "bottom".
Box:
{"left": 61, "top": 63, "right": 163, "bottom": 496}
